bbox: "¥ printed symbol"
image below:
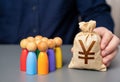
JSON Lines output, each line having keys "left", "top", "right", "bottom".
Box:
{"left": 78, "top": 40, "right": 95, "bottom": 64}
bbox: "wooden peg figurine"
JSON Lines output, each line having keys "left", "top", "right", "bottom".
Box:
{"left": 26, "top": 41, "right": 37, "bottom": 75}
{"left": 47, "top": 39, "right": 56, "bottom": 72}
{"left": 35, "top": 35, "right": 43, "bottom": 59}
{"left": 37, "top": 41, "right": 49, "bottom": 75}
{"left": 54, "top": 37, "right": 63, "bottom": 68}
{"left": 20, "top": 39, "right": 28, "bottom": 71}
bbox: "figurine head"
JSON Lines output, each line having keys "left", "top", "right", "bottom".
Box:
{"left": 47, "top": 39, "right": 55, "bottom": 49}
{"left": 41, "top": 37, "right": 48, "bottom": 42}
{"left": 20, "top": 39, "right": 28, "bottom": 49}
{"left": 54, "top": 37, "right": 62, "bottom": 47}
{"left": 26, "top": 41, "right": 37, "bottom": 51}
{"left": 35, "top": 35, "right": 43, "bottom": 41}
{"left": 37, "top": 41, "right": 48, "bottom": 52}
{"left": 27, "top": 36, "right": 35, "bottom": 42}
{"left": 35, "top": 35, "right": 43, "bottom": 45}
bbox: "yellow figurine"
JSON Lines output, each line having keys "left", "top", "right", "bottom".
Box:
{"left": 54, "top": 37, "right": 63, "bottom": 68}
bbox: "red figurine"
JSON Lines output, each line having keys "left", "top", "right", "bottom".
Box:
{"left": 20, "top": 39, "right": 28, "bottom": 71}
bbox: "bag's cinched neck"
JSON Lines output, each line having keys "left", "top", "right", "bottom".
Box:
{"left": 79, "top": 20, "right": 96, "bottom": 32}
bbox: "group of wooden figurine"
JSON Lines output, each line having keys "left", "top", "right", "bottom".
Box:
{"left": 20, "top": 35, "right": 63, "bottom": 75}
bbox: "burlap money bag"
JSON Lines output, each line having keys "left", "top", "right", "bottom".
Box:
{"left": 68, "top": 20, "right": 106, "bottom": 71}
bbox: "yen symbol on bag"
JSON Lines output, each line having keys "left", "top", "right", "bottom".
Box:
{"left": 78, "top": 40, "right": 95, "bottom": 64}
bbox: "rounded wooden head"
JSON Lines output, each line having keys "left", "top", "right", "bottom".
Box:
{"left": 20, "top": 39, "right": 28, "bottom": 49}
{"left": 35, "top": 35, "right": 43, "bottom": 45}
{"left": 26, "top": 41, "right": 37, "bottom": 51}
{"left": 35, "top": 35, "right": 43, "bottom": 41}
{"left": 27, "top": 36, "right": 35, "bottom": 42}
{"left": 54, "top": 37, "right": 62, "bottom": 47}
{"left": 37, "top": 41, "right": 48, "bottom": 52}
{"left": 47, "top": 39, "right": 55, "bottom": 48}
{"left": 41, "top": 37, "right": 48, "bottom": 42}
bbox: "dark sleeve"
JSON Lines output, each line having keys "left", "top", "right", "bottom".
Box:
{"left": 76, "top": 0, "right": 114, "bottom": 32}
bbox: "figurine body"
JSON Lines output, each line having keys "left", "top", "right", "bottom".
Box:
{"left": 54, "top": 47, "right": 62, "bottom": 68}
{"left": 47, "top": 49, "right": 56, "bottom": 72}
{"left": 20, "top": 49, "right": 28, "bottom": 71}
{"left": 26, "top": 52, "right": 37, "bottom": 75}
{"left": 38, "top": 52, "right": 49, "bottom": 74}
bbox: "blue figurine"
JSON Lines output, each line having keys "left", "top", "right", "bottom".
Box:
{"left": 26, "top": 41, "right": 37, "bottom": 75}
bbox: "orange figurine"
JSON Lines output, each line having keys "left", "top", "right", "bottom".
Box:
{"left": 54, "top": 37, "right": 63, "bottom": 68}
{"left": 26, "top": 41, "right": 37, "bottom": 75}
{"left": 20, "top": 39, "right": 28, "bottom": 71}
{"left": 37, "top": 41, "right": 49, "bottom": 75}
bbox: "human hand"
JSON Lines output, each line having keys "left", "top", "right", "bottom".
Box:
{"left": 94, "top": 27, "right": 120, "bottom": 67}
